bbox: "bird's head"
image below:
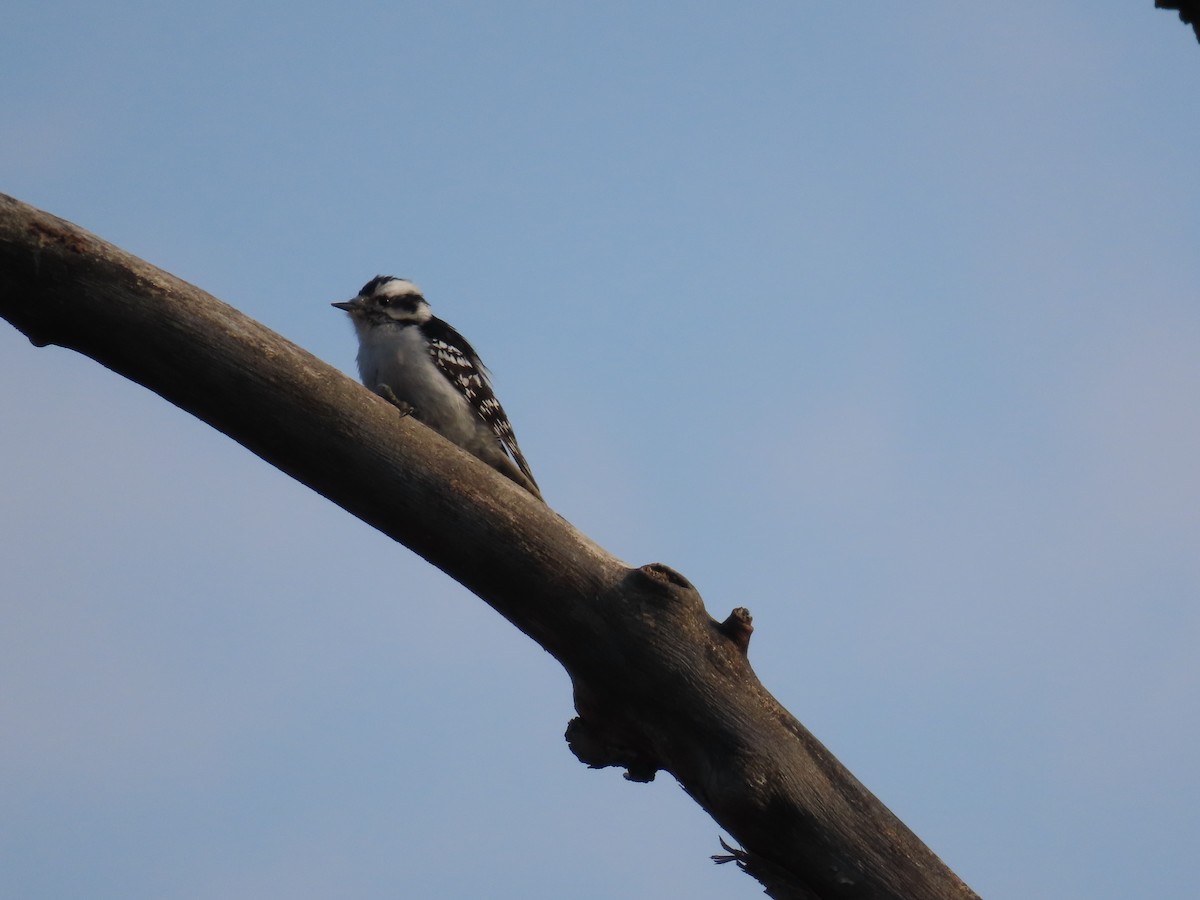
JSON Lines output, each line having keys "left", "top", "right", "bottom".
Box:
{"left": 332, "top": 276, "right": 432, "bottom": 327}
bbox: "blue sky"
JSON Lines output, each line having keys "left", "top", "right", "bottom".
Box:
{"left": 3, "top": 4, "right": 1198, "bottom": 898}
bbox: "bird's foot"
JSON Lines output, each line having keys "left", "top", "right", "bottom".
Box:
{"left": 375, "top": 384, "right": 414, "bottom": 417}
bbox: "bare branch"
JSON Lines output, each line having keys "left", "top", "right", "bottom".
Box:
{"left": 0, "top": 193, "right": 979, "bottom": 900}
{"left": 1157, "top": 1, "right": 1200, "bottom": 44}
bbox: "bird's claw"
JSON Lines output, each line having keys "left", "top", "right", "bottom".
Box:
{"left": 375, "top": 384, "right": 414, "bottom": 417}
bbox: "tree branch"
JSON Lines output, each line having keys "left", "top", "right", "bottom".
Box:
{"left": 1156, "top": 1, "right": 1200, "bottom": 44}
{"left": 0, "top": 193, "right": 979, "bottom": 900}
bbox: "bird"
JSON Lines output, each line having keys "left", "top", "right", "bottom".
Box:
{"left": 332, "top": 275, "right": 542, "bottom": 500}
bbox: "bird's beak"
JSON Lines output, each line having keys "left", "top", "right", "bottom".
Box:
{"left": 331, "top": 300, "right": 358, "bottom": 311}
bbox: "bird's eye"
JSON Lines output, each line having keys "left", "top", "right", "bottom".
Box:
{"left": 376, "top": 296, "right": 391, "bottom": 307}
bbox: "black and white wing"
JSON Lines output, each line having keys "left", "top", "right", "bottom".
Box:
{"left": 423, "top": 317, "right": 540, "bottom": 491}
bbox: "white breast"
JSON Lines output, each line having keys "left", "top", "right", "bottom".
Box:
{"left": 356, "top": 324, "right": 487, "bottom": 450}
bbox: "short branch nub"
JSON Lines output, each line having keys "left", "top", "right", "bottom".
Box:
{"left": 717, "top": 607, "right": 754, "bottom": 654}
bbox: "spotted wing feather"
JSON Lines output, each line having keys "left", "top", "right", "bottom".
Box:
{"left": 424, "top": 318, "right": 539, "bottom": 489}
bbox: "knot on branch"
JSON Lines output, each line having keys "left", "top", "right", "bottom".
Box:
{"left": 716, "top": 607, "right": 754, "bottom": 655}
{"left": 635, "top": 562, "right": 693, "bottom": 591}
{"left": 631, "top": 562, "right": 702, "bottom": 612}
{"left": 565, "top": 715, "right": 660, "bottom": 784}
